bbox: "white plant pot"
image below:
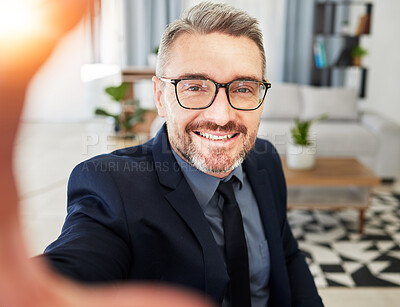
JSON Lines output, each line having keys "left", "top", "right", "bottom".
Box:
{"left": 286, "top": 142, "right": 316, "bottom": 170}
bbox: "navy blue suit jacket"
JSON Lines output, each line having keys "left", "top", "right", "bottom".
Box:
{"left": 45, "top": 125, "right": 323, "bottom": 307}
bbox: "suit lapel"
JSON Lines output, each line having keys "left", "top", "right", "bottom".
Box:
{"left": 152, "top": 125, "right": 228, "bottom": 303}
{"left": 165, "top": 180, "right": 228, "bottom": 302}
{"left": 244, "top": 152, "right": 291, "bottom": 307}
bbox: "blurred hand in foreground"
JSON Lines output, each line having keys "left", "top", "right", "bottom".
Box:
{"left": 0, "top": 1, "right": 214, "bottom": 306}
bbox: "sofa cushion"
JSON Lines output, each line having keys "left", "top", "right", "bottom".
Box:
{"left": 261, "top": 83, "right": 300, "bottom": 120}
{"left": 300, "top": 86, "right": 358, "bottom": 120}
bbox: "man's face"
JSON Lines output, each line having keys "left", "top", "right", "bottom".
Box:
{"left": 153, "top": 32, "right": 265, "bottom": 178}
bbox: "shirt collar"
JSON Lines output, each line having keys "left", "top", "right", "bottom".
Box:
{"left": 172, "top": 149, "right": 243, "bottom": 207}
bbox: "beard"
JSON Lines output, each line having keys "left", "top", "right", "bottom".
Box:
{"left": 167, "top": 120, "right": 257, "bottom": 175}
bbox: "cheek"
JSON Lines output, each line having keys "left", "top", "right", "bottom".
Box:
{"left": 161, "top": 92, "right": 180, "bottom": 121}
{"left": 164, "top": 100, "right": 196, "bottom": 130}
{"left": 162, "top": 91, "right": 173, "bottom": 114}
{"left": 242, "top": 112, "right": 262, "bottom": 131}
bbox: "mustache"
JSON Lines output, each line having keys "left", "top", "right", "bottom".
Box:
{"left": 186, "top": 121, "right": 247, "bottom": 134}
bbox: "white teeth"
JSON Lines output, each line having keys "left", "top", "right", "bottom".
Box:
{"left": 198, "top": 132, "right": 235, "bottom": 140}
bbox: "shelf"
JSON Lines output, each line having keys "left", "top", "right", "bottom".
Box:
{"left": 314, "top": 2, "right": 372, "bottom": 36}
{"left": 311, "top": 1, "right": 372, "bottom": 98}
{"left": 316, "top": 1, "right": 373, "bottom": 7}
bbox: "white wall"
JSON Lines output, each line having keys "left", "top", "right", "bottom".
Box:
{"left": 23, "top": 21, "right": 89, "bottom": 121}
{"left": 23, "top": 21, "right": 121, "bottom": 122}
{"left": 361, "top": 0, "right": 400, "bottom": 126}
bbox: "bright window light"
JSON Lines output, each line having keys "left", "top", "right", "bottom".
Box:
{"left": 0, "top": 0, "right": 42, "bottom": 38}
{"left": 81, "top": 64, "right": 121, "bottom": 82}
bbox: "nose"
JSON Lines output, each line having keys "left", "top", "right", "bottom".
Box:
{"left": 201, "top": 87, "right": 235, "bottom": 126}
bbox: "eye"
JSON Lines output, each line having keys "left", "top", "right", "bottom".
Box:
{"left": 231, "top": 82, "right": 256, "bottom": 95}
{"left": 236, "top": 87, "right": 251, "bottom": 93}
{"left": 181, "top": 80, "right": 208, "bottom": 92}
{"left": 188, "top": 86, "right": 201, "bottom": 91}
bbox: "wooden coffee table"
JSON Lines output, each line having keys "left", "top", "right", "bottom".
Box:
{"left": 282, "top": 158, "right": 381, "bottom": 234}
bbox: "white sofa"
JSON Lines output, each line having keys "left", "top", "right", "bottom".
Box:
{"left": 258, "top": 83, "right": 400, "bottom": 180}
{"left": 150, "top": 83, "right": 400, "bottom": 180}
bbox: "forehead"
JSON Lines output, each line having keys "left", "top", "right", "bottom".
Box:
{"left": 165, "top": 32, "right": 263, "bottom": 82}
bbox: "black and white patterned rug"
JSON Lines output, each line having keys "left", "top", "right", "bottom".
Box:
{"left": 288, "top": 191, "right": 400, "bottom": 287}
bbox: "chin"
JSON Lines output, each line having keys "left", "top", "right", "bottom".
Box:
{"left": 186, "top": 148, "right": 247, "bottom": 175}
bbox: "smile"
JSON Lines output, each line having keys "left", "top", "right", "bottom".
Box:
{"left": 194, "top": 131, "right": 238, "bottom": 141}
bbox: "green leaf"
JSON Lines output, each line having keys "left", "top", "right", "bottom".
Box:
{"left": 153, "top": 46, "right": 159, "bottom": 54}
{"left": 290, "top": 114, "right": 328, "bottom": 146}
{"left": 310, "top": 113, "right": 329, "bottom": 125}
{"left": 351, "top": 46, "right": 368, "bottom": 57}
{"left": 105, "top": 83, "right": 128, "bottom": 102}
{"left": 95, "top": 108, "right": 117, "bottom": 119}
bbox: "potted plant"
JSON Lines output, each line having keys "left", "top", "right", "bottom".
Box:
{"left": 95, "top": 83, "right": 148, "bottom": 138}
{"left": 351, "top": 46, "right": 368, "bottom": 66}
{"left": 287, "top": 114, "right": 328, "bottom": 170}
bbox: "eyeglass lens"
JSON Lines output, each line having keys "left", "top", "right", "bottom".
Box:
{"left": 176, "top": 79, "right": 266, "bottom": 110}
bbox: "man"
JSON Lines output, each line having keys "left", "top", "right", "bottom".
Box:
{"left": 44, "top": 2, "right": 323, "bottom": 306}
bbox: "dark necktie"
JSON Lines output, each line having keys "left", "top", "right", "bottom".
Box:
{"left": 218, "top": 179, "right": 251, "bottom": 307}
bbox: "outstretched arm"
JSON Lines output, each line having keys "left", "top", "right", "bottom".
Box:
{"left": 0, "top": 1, "right": 213, "bottom": 306}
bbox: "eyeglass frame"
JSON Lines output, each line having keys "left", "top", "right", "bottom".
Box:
{"left": 158, "top": 77, "right": 271, "bottom": 111}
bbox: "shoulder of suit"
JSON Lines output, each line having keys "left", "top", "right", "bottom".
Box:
{"left": 111, "top": 138, "right": 155, "bottom": 158}
{"left": 253, "top": 137, "right": 280, "bottom": 158}
{"left": 73, "top": 138, "right": 156, "bottom": 172}
{"left": 246, "top": 138, "right": 282, "bottom": 170}
{"left": 254, "top": 137, "right": 276, "bottom": 151}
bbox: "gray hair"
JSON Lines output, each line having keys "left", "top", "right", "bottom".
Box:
{"left": 156, "top": 1, "right": 266, "bottom": 78}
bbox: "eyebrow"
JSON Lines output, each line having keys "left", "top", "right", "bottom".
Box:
{"left": 177, "top": 73, "right": 262, "bottom": 82}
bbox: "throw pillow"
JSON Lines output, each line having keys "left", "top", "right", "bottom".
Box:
{"left": 261, "top": 83, "right": 301, "bottom": 120}
{"left": 300, "top": 86, "right": 358, "bottom": 120}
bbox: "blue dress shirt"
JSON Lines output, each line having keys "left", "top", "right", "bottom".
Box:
{"left": 172, "top": 150, "right": 270, "bottom": 307}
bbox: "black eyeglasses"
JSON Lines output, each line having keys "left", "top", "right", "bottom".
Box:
{"left": 159, "top": 77, "right": 271, "bottom": 111}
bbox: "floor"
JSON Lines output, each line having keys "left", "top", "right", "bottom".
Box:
{"left": 13, "top": 121, "right": 400, "bottom": 306}
{"left": 289, "top": 191, "right": 400, "bottom": 288}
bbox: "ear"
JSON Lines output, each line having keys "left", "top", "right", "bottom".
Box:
{"left": 152, "top": 76, "right": 167, "bottom": 118}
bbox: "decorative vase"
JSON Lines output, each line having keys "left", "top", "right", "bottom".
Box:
{"left": 286, "top": 142, "right": 316, "bottom": 170}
